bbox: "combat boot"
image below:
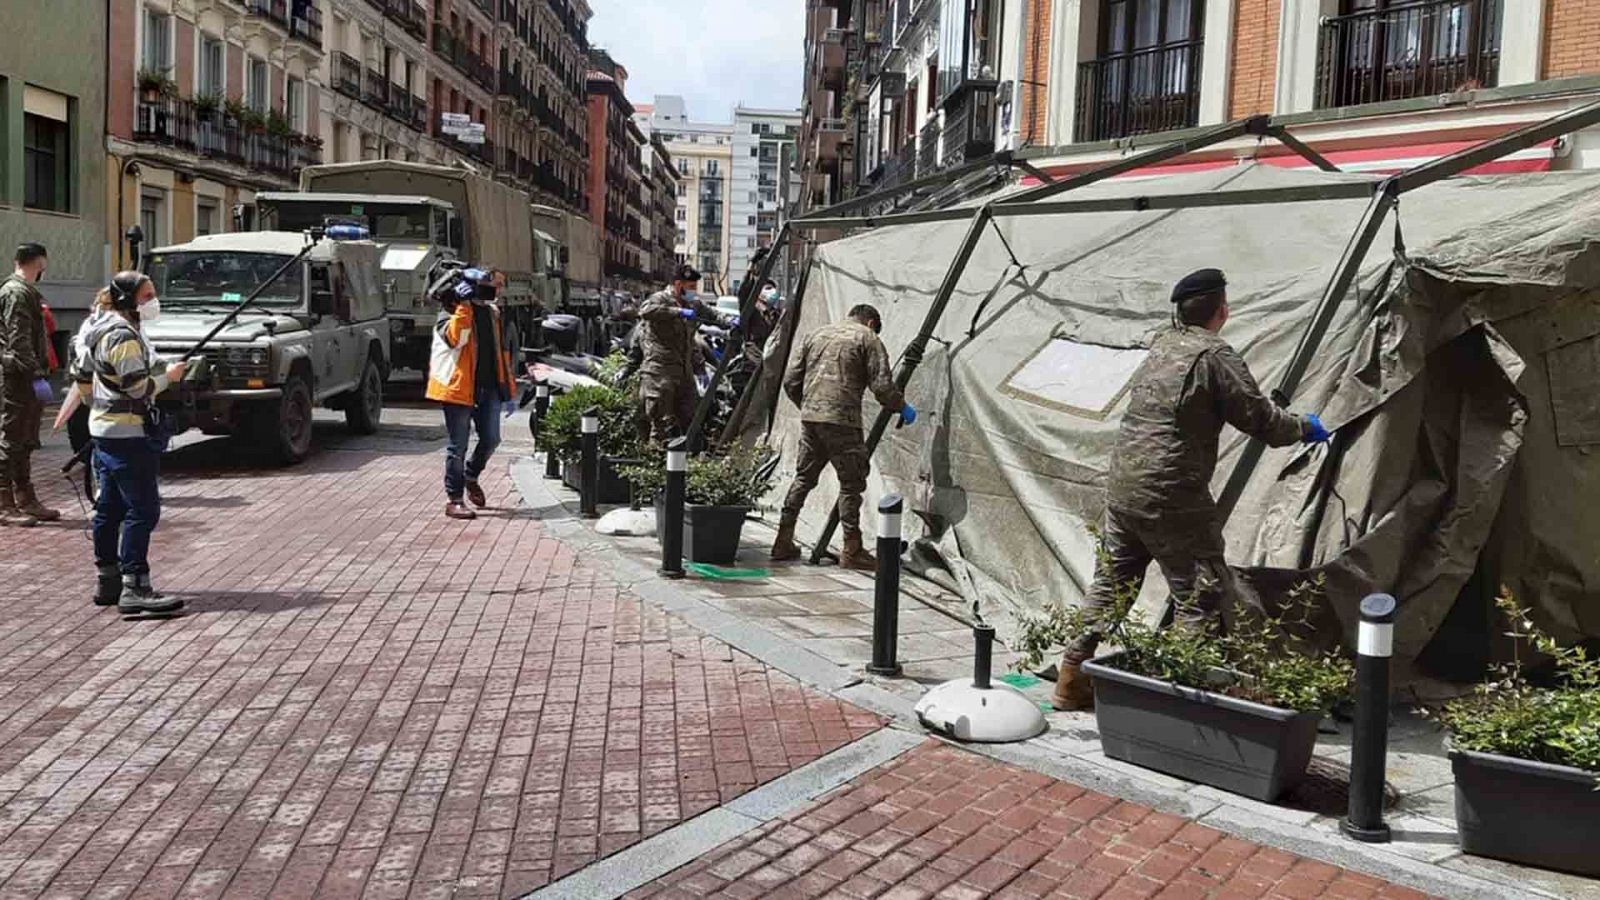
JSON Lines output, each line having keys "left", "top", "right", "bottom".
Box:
{"left": 0, "top": 488, "right": 38, "bottom": 528}
{"left": 1051, "top": 658, "right": 1095, "bottom": 711}
{"left": 93, "top": 564, "right": 123, "bottom": 607}
{"left": 119, "top": 574, "right": 184, "bottom": 615}
{"left": 839, "top": 532, "right": 877, "bottom": 571}
{"left": 16, "top": 485, "right": 60, "bottom": 523}
{"left": 770, "top": 514, "right": 801, "bottom": 561}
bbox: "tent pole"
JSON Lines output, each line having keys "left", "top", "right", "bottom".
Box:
{"left": 807, "top": 206, "right": 995, "bottom": 564}
{"left": 1214, "top": 187, "right": 1396, "bottom": 519}
{"left": 684, "top": 222, "right": 793, "bottom": 452}
{"left": 1389, "top": 96, "right": 1600, "bottom": 194}
{"left": 1267, "top": 125, "right": 1341, "bottom": 172}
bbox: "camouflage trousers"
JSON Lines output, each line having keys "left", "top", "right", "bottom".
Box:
{"left": 1065, "top": 505, "right": 1232, "bottom": 663}
{"left": 637, "top": 375, "right": 696, "bottom": 446}
{"left": 0, "top": 375, "right": 43, "bottom": 494}
{"left": 781, "top": 421, "right": 870, "bottom": 538}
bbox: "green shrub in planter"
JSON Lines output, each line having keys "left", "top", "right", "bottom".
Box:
{"left": 620, "top": 443, "right": 776, "bottom": 508}
{"left": 1431, "top": 591, "right": 1600, "bottom": 875}
{"left": 1016, "top": 573, "right": 1352, "bottom": 800}
{"left": 535, "top": 382, "right": 641, "bottom": 465}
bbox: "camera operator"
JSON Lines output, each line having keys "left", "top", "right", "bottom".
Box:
{"left": 426, "top": 265, "right": 515, "bottom": 520}
{"left": 76, "top": 272, "right": 186, "bottom": 614}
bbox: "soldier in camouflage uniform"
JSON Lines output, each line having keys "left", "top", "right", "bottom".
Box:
{"left": 634, "top": 263, "right": 735, "bottom": 444}
{"left": 0, "top": 243, "right": 60, "bottom": 527}
{"left": 772, "top": 304, "right": 917, "bottom": 570}
{"left": 1053, "top": 269, "right": 1331, "bottom": 710}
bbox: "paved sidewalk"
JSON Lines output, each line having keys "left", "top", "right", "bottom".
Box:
{"left": 629, "top": 741, "right": 1429, "bottom": 900}
{"left": 0, "top": 413, "right": 880, "bottom": 899}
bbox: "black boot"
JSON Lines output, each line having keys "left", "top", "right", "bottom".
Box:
{"left": 93, "top": 564, "right": 123, "bottom": 607}
{"left": 119, "top": 573, "right": 183, "bottom": 615}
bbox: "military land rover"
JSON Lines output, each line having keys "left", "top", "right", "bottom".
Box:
{"left": 140, "top": 231, "right": 390, "bottom": 463}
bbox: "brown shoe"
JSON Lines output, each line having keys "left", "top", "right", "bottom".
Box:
{"left": 0, "top": 489, "right": 38, "bottom": 528}
{"left": 1052, "top": 659, "right": 1095, "bottom": 711}
{"left": 16, "top": 487, "right": 60, "bottom": 522}
{"left": 464, "top": 481, "right": 488, "bottom": 508}
{"left": 770, "top": 516, "right": 800, "bottom": 561}
{"left": 445, "top": 501, "right": 477, "bottom": 520}
{"left": 839, "top": 533, "right": 877, "bottom": 571}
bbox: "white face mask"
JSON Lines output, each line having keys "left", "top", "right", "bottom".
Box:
{"left": 139, "top": 297, "right": 162, "bottom": 323}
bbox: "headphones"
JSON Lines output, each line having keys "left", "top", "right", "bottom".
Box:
{"left": 109, "top": 272, "right": 145, "bottom": 312}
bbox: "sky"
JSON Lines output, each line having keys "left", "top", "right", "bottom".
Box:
{"left": 587, "top": 1, "right": 805, "bottom": 123}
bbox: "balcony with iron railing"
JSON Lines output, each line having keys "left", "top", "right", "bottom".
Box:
{"left": 246, "top": 0, "right": 288, "bottom": 29}
{"left": 133, "top": 94, "right": 322, "bottom": 181}
{"left": 411, "top": 95, "right": 428, "bottom": 132}
{"left": 363, "top": 69, "right": 390, "bottom": 110}
{"left": 1315, "top": 0, "right": 1501, "bottom": 109}
{"left": 1075, "top": 39, "right": 1203, "bottom": 143}
{"left": 334, "top": 53, "right": 362, "bottom": 99}
{"left": 385, "top": 0, "right": 428, "bottom": 39}
{"left": 289, "top": 1, "right": 322, "bottom": 46}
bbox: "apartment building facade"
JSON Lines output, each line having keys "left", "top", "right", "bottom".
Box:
{"left": 729, "top": 107, "right": 801, "bottom": 293}
{"left": 585, "top": 51, "right": 649, "bottom": 296}
{"left": 641, "top": 135, "right": 681, "bottom": 284}
{"left": 107, "top": 0, "right": 326, "bottom": 268}
{"left": 0, "top": 0, "right": 110, "bottom": 333}
{"left": 317, "top": 0, "right": 437, "bottom": 165}
{"left": 648, "top": 96, "right": 735, "bottom": 295}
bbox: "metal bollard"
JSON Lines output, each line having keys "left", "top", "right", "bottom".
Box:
{"left": 580, "top": 406, "right": 600, "bottom": 519}
{"left": 660, "top": 437, "right": 687, "bottom": 580}
{"left": 972, "top": 623, "right": 995, "bottom": 690}
{"left": 536, "top": 383, "right": 560, "bottom": 480}
{"left": 1342, "top": 592, "right": 1396, "bottom": 843}
{"left": 867, "top": 494, "right": 904, "bottom": 676}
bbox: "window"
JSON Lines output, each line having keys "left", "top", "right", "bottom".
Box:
{"left": 1076, "top": 0, "right": 1206, "bottom": 141}
{"left": 196, "top": 197, "right": 219, "bottom": 236}
{"left": 286, "top": 77, "right": 305, "bottom": 133}
{"left": 24, "top": 108, "right": 72, "bottom": 213}
{"left": 676, "top": 208, "right": 686, "bottom": 222}
{"left": 1316, "top": 0, "right": 1501, "bottom": 109}
{"left": 140, "top": 188, "right": 167, "bottom": 249}
{"left": 750, "top": 147, "right": 758, "bottom": 157}
{"left": 142, "top": 8, "right": 173, "bottom": 73}
{"left": 704, "top": 159, "right": 719, "bottom": 175}
{"left": 747, "top": 215, "right": 756, "bottom": 226}
{"left": 1002, "top": 338, "right": 1149, "bottom": 417}
{"left": 199, "top": 36, "right": 225, "bottom": 98}
{"left": 247, "top": 58, "right": 269, "bottom": 113}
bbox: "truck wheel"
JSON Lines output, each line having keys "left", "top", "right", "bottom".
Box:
{"left": 344, "top": 360, "right": 384, "bottom": 435}
{"left": 271, "top": 376, "right": 315, "bottom": 465}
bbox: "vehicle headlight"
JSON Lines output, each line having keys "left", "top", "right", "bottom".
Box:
{"left": 249, "top": 348, "right": 268, "bottom": 366}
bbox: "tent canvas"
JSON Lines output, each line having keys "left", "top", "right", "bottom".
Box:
{"left": 747, "top": 163, "right": 1600, "bottom": 673}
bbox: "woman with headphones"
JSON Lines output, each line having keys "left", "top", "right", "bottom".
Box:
{"left": 72, "top": 271, "right": 187, "bottom": 614}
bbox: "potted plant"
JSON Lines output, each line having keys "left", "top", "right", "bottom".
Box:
{"left": 192, "top": 92, "right": 222, "bottom": 122}
{"left": 137, "top": 68, "right": 175, "bottom": 100}
{"left": 265, "top": 108, "right": 294, "bottom": 137}
{"left": 1433, "top": 591, "right": 1600, "bottom": 876}
{"left": 623, "top": 443, "right": 777, "bottom": 565}
{"left": 1015, "top": 577, "right": 1352, "bottom": 802}
{"left": 536, "top": 382, "right": 640, "bottom": 506}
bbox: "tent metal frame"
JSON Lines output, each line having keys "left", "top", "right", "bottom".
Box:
{"left": 771, "top": 97, "right": 1600, "bottom": 565}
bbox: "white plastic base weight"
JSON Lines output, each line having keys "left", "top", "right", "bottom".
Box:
{"left": 596, "top": 507, "right": 657, "bottom": 537}
{"left": 913, "top": 679, "right": 1047, "bottom": 743}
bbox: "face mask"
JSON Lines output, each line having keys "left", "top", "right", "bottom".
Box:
{"left": 139, "top": 297, "right": 162, "bottom": 323}
{"left": 682, "top": 289, "right": 698, "bottom": 303}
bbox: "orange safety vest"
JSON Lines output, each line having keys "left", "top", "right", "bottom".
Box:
{"left": 425, "top": 301, "right": 514, "bottom": 406}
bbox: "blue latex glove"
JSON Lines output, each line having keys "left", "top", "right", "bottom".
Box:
{"left": 501, "top": 400, "right": 517, "bottom": 419}
{"left": 1303, "top": 413, "right": 1331, "bottom": 444}
{"left": 677, "top": 307, "right": 697, "bottom": 320}
{"left": 31, "top": 378, "right": 53, "bottom": 405}
{"left": 727, "top": 314, "right": 741, "bottom": 330}
{"left": 900, "top": 403, "right": 917, "bottom": 426}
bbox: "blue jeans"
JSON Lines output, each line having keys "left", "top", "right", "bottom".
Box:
{"left": 92, "top": 437, "right": 163, "bottom": 576}
{"left": 443, "top": 387, "right": 502, "bottom": 501}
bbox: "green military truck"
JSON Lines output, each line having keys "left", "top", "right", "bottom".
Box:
{"left": 140, "top": 231, "right": 390, "bottom": 463}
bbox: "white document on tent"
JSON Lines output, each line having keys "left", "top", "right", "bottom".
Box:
{"left": 1003, "top": 339, "right": 1147, "bottom": 419}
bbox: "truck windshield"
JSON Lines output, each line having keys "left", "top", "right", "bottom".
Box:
{"left": 261, "top": 200, "right": 439, "bottom": 241}
{"left": 144, "top": 252, "right": 303, "bottom": 306}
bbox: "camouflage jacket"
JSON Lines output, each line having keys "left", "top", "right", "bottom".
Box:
{"left": 0, "top": 275, "right": 48, "bottom": 380}
{"left": 784, "top": 319, "right": 903, "bottom": 427}
{"left": 635, "top": 289, "right": 730, "bottom": 384}
{"left": 1106, "top": 326, "right": 1306, "bottom": 516}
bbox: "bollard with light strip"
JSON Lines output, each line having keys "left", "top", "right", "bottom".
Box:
{"left": 867, "top": 494, "right": 904, "bottom": 676}
{"left": 536, "top": 383, "right": 560, "bottom": 479}
{"left": 660, "top": 437, "right": 687, "bottom": 580}
{"left": 1342, "top": 592, "right": 1396, "bottom": 843}
{"left": 579, "top": 407, "right": 600, "bottom": 519}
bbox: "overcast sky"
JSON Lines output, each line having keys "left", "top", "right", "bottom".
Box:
{"left": 588, "top": 1, "right": 804, "bottom": 122}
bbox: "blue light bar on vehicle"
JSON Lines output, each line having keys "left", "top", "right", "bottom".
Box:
{"left": 324, "top": 225, "right": 371, "bottom": 241}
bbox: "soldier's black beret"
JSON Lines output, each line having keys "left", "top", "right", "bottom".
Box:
{"left": 1171, "top": 268, "right": 1227, "bottom": 304}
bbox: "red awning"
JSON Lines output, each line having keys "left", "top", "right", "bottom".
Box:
{"left": 1021, "top": 138, "right": 1557, "bottom": 186}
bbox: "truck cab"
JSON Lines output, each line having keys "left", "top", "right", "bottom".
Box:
{"left": 257, "top": 192, "right": 458, "bottom": 373}
{"left": 140, "top": 231, "right": 390, "bottom": 463}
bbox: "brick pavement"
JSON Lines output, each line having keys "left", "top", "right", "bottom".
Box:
{"left": 0, "top": 425, "right": 881, "bottom": 899}
{"left": 628, "top": 741, "right": 1435, "bottom": 900}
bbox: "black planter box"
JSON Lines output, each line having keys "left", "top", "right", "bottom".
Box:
{"left": 652, "top": 499, "right": 750, "bottom": 565}
{"left": 560, "top": 456, "right": 633, "bottom": 505}
{"left": 1451, "top": 747, "right": 1600, "bottom": 876}
{"left": 1081, "top": 654, "right": 1321, "bottom": 802}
